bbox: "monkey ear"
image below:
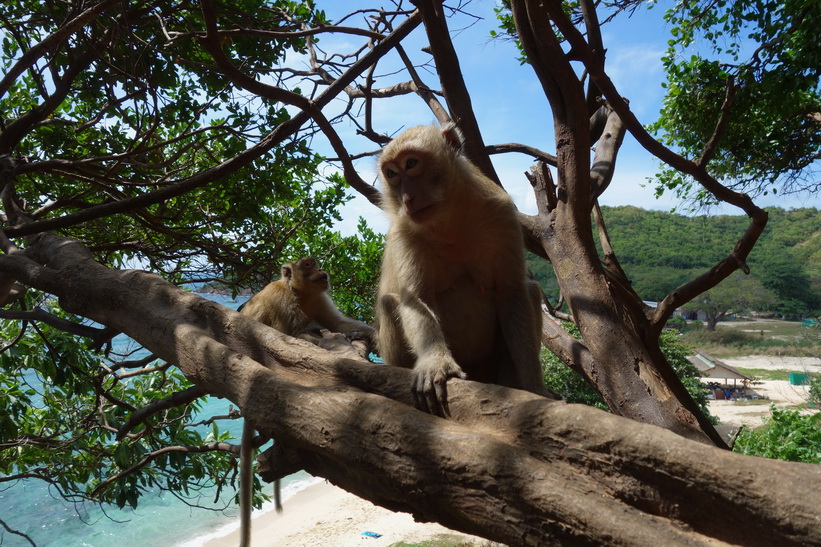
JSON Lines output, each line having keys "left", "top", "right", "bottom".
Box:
{"left": 440, "top": 121, "right": 464, "bottom": 155}
{"left": 281, "top": 265, "right": 293, "bottom": 280}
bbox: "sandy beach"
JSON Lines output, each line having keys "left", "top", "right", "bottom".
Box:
{"left": 204, "top": 479, "right": 488, "bottom": 547}
{"left": 202, "top": 355, "right": 818, "bottom": 547}
{"left": 707, "top": 355, "right": 819, "bottom": 429}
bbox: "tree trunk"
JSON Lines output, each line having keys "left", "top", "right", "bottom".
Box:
{"left": 509, "top": 0, "right": 763, "bottom": 449}
{"left": 706, "top": 311, "right": 723, "bottom": 331}
{"left": 7, "top": 232, "right": 820, "bottom": 547}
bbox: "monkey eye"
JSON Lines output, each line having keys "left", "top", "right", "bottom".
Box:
{"left": 385, "top": 169, "right": 397, "bottom": 179}
{"left": 405, "top": 158, "right": 418, "bottom": 169}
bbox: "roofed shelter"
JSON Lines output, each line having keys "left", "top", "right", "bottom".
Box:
{"left": 688, "top": 351, "right": 752, "bottom": 388}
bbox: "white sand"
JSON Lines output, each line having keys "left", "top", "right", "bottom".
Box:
{"left": 204, "top": 480, "right": 486, "bottom": 547}
{"left": 707, "top": 355, "right": 819, "bottom": 428}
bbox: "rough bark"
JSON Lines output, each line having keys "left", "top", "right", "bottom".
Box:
{"left": 7, "top": 231, "right": 820, "bottom": 547}
{"left": 509, "top": 0, "right": 755, "bottom": 449}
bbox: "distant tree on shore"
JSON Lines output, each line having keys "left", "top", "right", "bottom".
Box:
{"left": 682, "top": 271, "right": 779, "bottom": 330}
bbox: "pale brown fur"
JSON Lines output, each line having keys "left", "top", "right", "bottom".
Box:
{"left": 376, "top": 123, "right": 550, "bottom": 416}
{"left": 238, "top": 257, "right": 374, "bottom": 547}
{"left": 241, "top": 257, "right": 374, "bottom": 342}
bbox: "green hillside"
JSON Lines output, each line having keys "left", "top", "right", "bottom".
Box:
{"left": 528, "top": 206, "right": 821, "bottom": 315}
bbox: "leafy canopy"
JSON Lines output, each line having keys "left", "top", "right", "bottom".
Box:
{"left": 652, "top": 0, "right": 821, "bottom": 203}
{"left": 0, "top": 0, "right": 378, "bottom": 519}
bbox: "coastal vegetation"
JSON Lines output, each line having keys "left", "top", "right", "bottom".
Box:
{"left": 0, "top": 0, "right": 819, "bottom": 545}
{"left": 530, "top": 206, "right": 821, "bottom": 319}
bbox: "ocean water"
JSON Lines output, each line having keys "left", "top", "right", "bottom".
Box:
{"left": 0, "top": 293, "right": 319, "bottom": 546}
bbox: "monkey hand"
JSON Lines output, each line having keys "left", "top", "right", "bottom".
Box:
{"left": 343, "top": 326, "right": 375, "bottom": 342}
{"left": 412, "top": 355, "right": 467, "bottom": 417}
{"left": 344, "top": 326, "right": 376, "bottom": 357}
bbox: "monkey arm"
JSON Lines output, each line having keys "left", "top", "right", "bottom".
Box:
{"left": 388, "top": 290, "right": 467, "bottom": 416}
{"left": 313, "top": 294, "right": 375, "bottom": 341}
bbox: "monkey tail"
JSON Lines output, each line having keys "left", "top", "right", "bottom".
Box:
{"left": 239, "top": 420, "right": 254, "bottom": 547}
{"left": 275, "top": 478, "right": 283, "bottom": 514}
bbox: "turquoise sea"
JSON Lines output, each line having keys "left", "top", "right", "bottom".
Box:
{"left": 0, "top": 293, "right": 318, "bottom": 546}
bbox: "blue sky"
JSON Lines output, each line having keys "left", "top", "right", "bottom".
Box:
{"left": 310, "top": 1, "right": 820, "bottom": 235}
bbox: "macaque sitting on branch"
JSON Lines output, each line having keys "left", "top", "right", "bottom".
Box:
{"left": 375, "top": 122, "right": 555, "bottom": 417}
{"left": 237, "top": 257, "right": 374, "bottom": 546}
{"left": 241, "top": 256, "right": 374, "bottom": 348}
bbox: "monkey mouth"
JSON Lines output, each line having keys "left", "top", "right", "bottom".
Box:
{"left": 407, "top": 203, "right": 435, "bottom": 221}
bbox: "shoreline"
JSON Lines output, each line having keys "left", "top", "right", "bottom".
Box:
{"left": 201, "top": 479, "right": 485, "bottom": 547}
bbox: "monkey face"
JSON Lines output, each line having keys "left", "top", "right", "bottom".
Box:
{"left": 380, "top": 151, "right": 441, "bottom": 221}
{"left": 299, "top": 258, "right": 330, "bottom": 289}
{"left": 282, "top": 258, "right": 330, "bottom": 292}
{"left": 378, "top": 124, "right": 464, "bottom": 224}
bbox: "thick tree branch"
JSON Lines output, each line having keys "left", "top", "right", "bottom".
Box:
{"left": 541, "top": 0, "right": 765, "bottom": 220}
{"left": 10, "top": 230, "right": 818, "bottom": 545}
{"left": 579, "top": 0, "right": 606, "bottom": 115}
{"left": 510, "top": 0, "right": 592, "bottom": 218}
{"left": 589, "top": 104, "right": 626, "bottom": 201}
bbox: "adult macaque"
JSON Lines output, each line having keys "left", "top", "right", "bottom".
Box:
{"left": 376, "top": 123, "right": 554, "bottom": 416}
{"left": 238, "top": 257, "right": 374, "bottom": 546}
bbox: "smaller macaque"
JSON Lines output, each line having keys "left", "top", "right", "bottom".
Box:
{"left": 241, "top": 257, "right": 374, "bottom": 346}
{"left": 237, "top": 257, "right": 374, "bottom": 547}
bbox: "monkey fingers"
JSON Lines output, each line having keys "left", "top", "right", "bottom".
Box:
{"left": 343, "top": 328, "right": 370, "bottom": 341}
{"left": 411, "top": 362, "right": 467, "bottom": 417}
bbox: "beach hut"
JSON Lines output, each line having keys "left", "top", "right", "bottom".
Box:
{"left": 688, "top": 351, "right": 752, "bottom": 399}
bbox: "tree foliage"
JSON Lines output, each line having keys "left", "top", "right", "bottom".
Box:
{"left": 652, "top": 0, "right": 821, "bottom": 202}
{"left": 734, "top": 407, "right": 821, "bottom": 464}
{"left": 0, "top": 0, "right": 378, "bottom": 527}
{"left": 0, "top": 294, "right": 235, "bottom": 512}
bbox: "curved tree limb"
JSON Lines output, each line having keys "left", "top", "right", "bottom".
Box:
{"left": 0, "top": 517, "right": 36, "bottom": 547}
{"left": 486, "top": 143, "right": 558, "bottom": 166}
{"left": 116, "top": 385, "right": 207, "bottom": 440}
{"left": 0, "top": 307, "right": 114, "bottom": 342}
{"left": 91, "top": 441, "right": 238, "bottom": 498}
{"left": 411, "top": 0, "right": 500, "bottom": 184}
{"left": 589, "top": 104, "right": 626, "bottom": 201}
{"left": 6, "top": 226, "right": 818, "bottom": 546}
{"left": 697, "top": 76, "right": 736, "bottom": 168}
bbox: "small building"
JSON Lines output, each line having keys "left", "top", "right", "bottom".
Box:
{"left": 688, "top": 351, "right": 752, "bottom": 399}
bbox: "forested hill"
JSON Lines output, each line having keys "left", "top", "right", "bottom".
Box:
{"left": 529, "top": 206, "right": 821, "bottom": 314}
